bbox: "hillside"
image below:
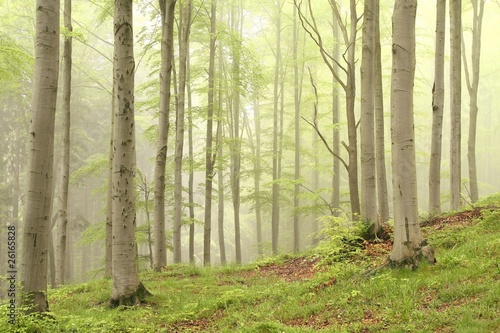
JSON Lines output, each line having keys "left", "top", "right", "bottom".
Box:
{"left": 2, "top": 197, "right": 500, "bottom": 332}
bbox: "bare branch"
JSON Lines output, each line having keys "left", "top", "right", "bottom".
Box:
{"left": 299, "top": 184, "right": 334, "bottom": 215}
{"left": 294, "top": 0, "right": 348, "bottom": 89}
{"left": 303, "top": 67, "right": 349, "bottom": 171}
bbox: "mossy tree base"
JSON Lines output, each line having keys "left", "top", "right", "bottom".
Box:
{"left": 22, "top": 290, "right": 49, "bottom": 314}
{"left": 110, "top": 283, "right": 152, "bottom": 307}
{"left": 388, "top": 240, "right": 436, "bottom": 270}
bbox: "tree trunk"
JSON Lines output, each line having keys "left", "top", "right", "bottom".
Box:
{"left": 332, "top": 9, "right": 340, "bottom": 217}
{"left": 21, "top": 0, "right": 60, "bottom": 313}
{"left": 55, "top": 0, "right": 72, "bottom": 287}
{"left": 230, "top": 2, "right": 242, "bottom": 263}
{"left": 389, "top": 0, "right": 426, "bottom": 266}
{"left": 271, "top": 0, "right": 284, "bottom": 256}
{"left": 110, "top": 0, "right": 151, "bottom": 306}
{"left": 373, "top": 0, "right": 389, "bottom": 224}
{"left": 360, "top": 0, "right": 378, "bottom": 231}
{"left": 346, "top": 0, "right": 360, "bottom": 218}
{"left": 217, "top": 46, "right": 226, "bottom": 265}
{"left": 153, "top": 0, "right": 176, "bottom": 272}
{"left": 106, "top": 88, "right": 114, "bottom": 277}
{"left": 429, "top": 0, "right": 446, "bottom": 214}
{"left": 463, "top": 0, "right": 485, "bottom": 204}
{"left": 293, "top": 4, "right": 301, "bottom": 252}
{"left": 203, "top": 0, "right": 216, "bottom": 266}
{"left": 187, "top": 46, "right": 195, "bottom": 264}
{"left": 449, "top": 0, "right": 462, "bottom": 210}
{"left": 295, "top": 0, "right": 360, "bottom": 218}
{"left": 253, "top": 98, "right": 263, "bottom": 255}
{"left": 173, "top": 0, "right": 192, "bottom": 263}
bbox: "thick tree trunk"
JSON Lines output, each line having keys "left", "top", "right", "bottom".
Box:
{"left": 173, "top": 0, "right": 192, "bottom": 263}
{"left": 153, "top": 0, "right": 176, "bottom": 272}
{"left": 360, "top": 0, "right": 378, "bottom": 231}
{"left": 389, "top": 0, "right": 426, "bottom": 266}
{"left": 429, "top": 0, "right": 446, "bottom": 214}
{"left": 21, "top": 0, "right": 60, "bottom": 313}
{"left": 203, "top": 0, "right": 216, "bottom": 266}
{"left": 111, "top": 0, "right": 151, "bottom": 306}
{"left": 449, "top": 0, "right": 462, "bottom": 210}
{"left": 55, "top": 0, "right": 72, "bottom": 287}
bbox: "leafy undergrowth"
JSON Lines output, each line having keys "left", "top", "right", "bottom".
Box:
{"left": 2, "top": 198, "right": 500, "bottom": 332}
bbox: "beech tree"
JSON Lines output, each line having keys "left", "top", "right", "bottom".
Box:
{"left": 429, "top": 0, "right": 446, "bottom": 214}
{"left": 22, "top": 0, "right": 60, "bottom": 313}
{"left": 360, "top": 0, "right": 378, "bottom": 230}
{"left": 110, "top": 0, "right": 150, "bottom": 306}
{"left": 153, "top": 0, "right": 176, "bottom": 271}
{"left": 389, "top": 0, "right": 428, "bottom": 265}
{"left": 55, "top": 0, "right": 72, "bottom": 287}
{"left": 296, "top": 0, "right": 361, "bottom": 218}
{"left": 203, "top": 0, "right": 217, "bottom": 266}
{"left": 173, "top": 0, "right": 192, "bottom": 263}
{"left": 463, "top": 0, "right": 485, "bottom": 203}
{"left": 450, "top": 0, "right": 462, "bottom": 210}
{"left": 373, "top": 0, "right": 390, "bottom": 223}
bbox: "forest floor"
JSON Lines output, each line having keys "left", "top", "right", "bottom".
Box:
{"left": 2, "top": 195, "right": 500, "bottom": 332}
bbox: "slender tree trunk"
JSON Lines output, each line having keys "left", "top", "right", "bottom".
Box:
{"left": 110, "top": 0, "right": 150, "bottom": 306}
{"left": 295, "top": 0, "right": 360, "bottom": 218}
{"left": 253, "top": 98, "right": 263, "bottom": 255}
{"left": 374, "top": 0, "right": 389, "bottom": 223}
{"left": 332, "top": 10, "right": 340, "bottom": 217}
{"left": 346, "top": 0, "right": 360, "bottom": 218}
{"left": 449, "top": 0, "right": 462, "bottom": 210}
{"left": 230, "top": 2, "right": 243, "bottom": 263}
{"left": 173, "top": 0, "right": 192, "bottom": 263}
{"left": 217, "top": 46, "right": 226, "bottom": 265}
{"left": 203, "top": 0, "right": 217, "bottom": 266}
{"left": 21, "top": 0, "right": 60, "bottom": 313}
{"left": 429, "top": 0, "right": 446, "bottom": 214}
{"left": 153, "top": 0, "right": 176, "bottom": 272}
{"left": 390, "top": 0, "right": 424, "bottom": 264}
{"left": 293, "top": 5, "right": 301, "bottom": 252}
{"left": 187, "top": 47, "right": 195, "bottom": 264}
{"left": 271, "top": 0, "right": 284, "bottom": 255}
{"left": 463, "top": 0, "right": 485, "bottom": 203}
{"left": 106, "top": 87, "right": 114, "bottom": 277}
{"left": 360, "top": 0, "right": 378, "bottom": 230}
{"left": 55, "top": 0, "right": 72, "bottom": 287}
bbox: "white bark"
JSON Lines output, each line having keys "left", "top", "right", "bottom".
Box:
{"left": 360, "top": 0, "right": 378, "bottom": 229}
{"left": 55, "top": 0, "right": 72, "bottom": 287}
{"left": 111, "top": 0, "right": 149, "bottom": 305}
{"left": 21, "top": 0, "right": 60, "bottom": 313}
{"left": 390, "top": 0, "right": 423, "bottom": 263}
{"left": 450, "top": 0, "right": 462, "bottom": 210}
{"left": 153, "top": 0, "right": 176, "bottom": 271}
{"left": 429, "top": 0, "right": 446, "bottom": 214}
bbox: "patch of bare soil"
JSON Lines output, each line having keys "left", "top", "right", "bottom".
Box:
{"left": 254, "top": 257, "right": 322, "bottom": 282}
{"left": 421, "top": 207, "right": 489, "bottom": 229}
{"left": 165, "top": 310, "right": 223, "bottom": 333}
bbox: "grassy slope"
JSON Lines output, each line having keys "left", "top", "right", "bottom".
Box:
{"left": 2, "top": 197, "right": 500, "bottom": 332}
